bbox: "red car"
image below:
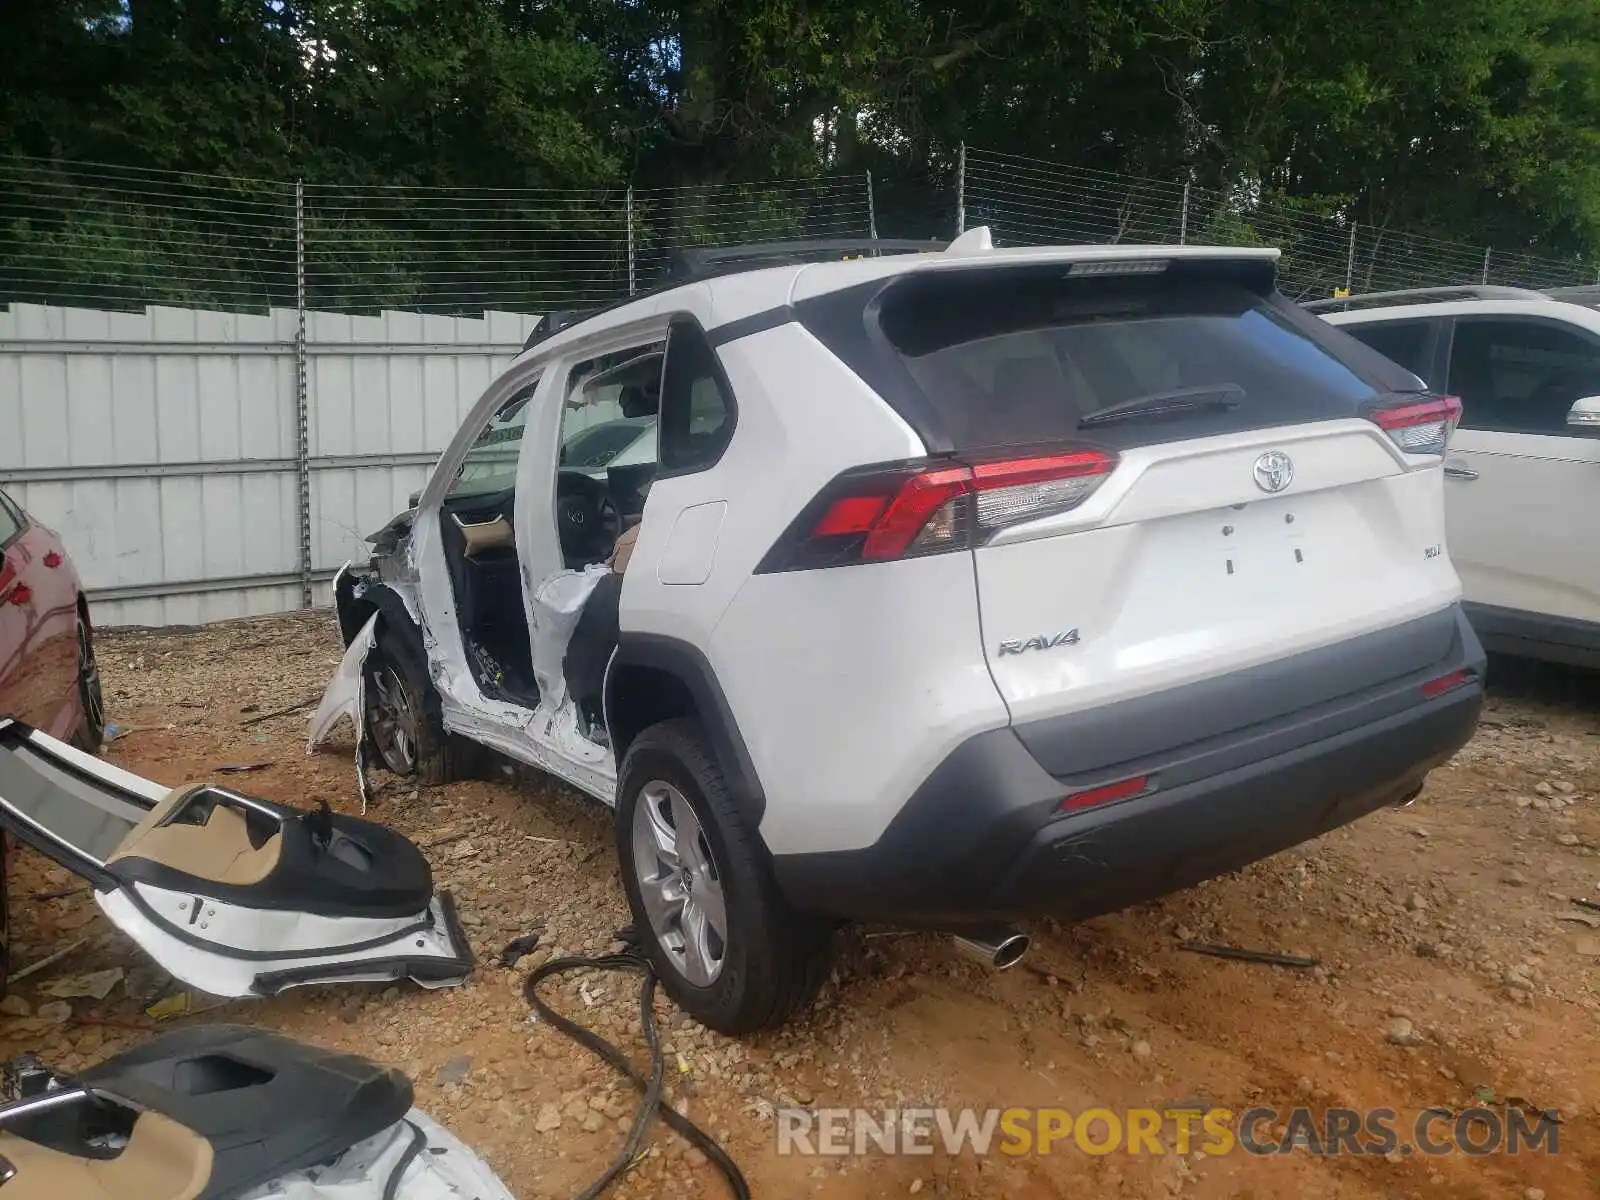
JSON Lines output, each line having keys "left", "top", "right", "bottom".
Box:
{"left": 0, "top": 486, "right": 102, "bottom": 750}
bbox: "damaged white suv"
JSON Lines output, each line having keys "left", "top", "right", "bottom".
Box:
{"left": 325, "top": 232, "right": 1485, "bottom": 1033}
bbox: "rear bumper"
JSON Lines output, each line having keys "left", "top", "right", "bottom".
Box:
{"left": 772, "top": 606, "right": 1485, "bottom": 925}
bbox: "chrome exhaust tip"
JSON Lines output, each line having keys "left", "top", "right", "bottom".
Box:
{"left": 950, "top": 927, "right": 1031, "bottom": 971}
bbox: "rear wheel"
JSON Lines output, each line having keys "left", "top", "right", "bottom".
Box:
{"left": 364, "top": 623, "right": 465, "bottom": 785}
{"left": 617, "top": 718, "right": 832, "bottom": 1033}
{"left": 74, "top": 614, "right": 104, "bottom": 754}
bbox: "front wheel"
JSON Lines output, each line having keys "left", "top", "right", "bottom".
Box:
{"left": 74, "top": 614, "right": 105, "bottom": 754}
{"left": 616, "top": 718, "right": 831, "bottom": 1034}
{"left": 363, "top": 623, "right": 464, "bottom": 785}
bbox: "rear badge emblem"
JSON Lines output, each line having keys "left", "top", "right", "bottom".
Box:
{"left": 998, "top": 629, "right": 1080, "bottom": 657}
{"left": 1252, "top": 450, "right": 1294, "bottom": 494}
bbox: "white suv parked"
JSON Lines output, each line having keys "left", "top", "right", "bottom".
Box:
{"left": 1317, "top": 286, "right": 1600, "bottom": 667}
{"left": 328, "top": 233, "right": 1484, "bottom": 1033}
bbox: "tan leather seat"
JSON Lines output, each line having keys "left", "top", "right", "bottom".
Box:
{"left": 109, "top": 789, "right": 282, "bottom": 887}
{"left": 0, "top": 1110, "right": 213, "bottom": 1200}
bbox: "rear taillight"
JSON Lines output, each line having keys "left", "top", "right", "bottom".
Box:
{"left": 1369, "top": 395, "right": 1462, "bottom": 456}
{"left": 759, "top": 448, "right": 1117, "bottom": 571}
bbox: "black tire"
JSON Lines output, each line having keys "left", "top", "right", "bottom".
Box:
{"left": 74, "top": 611, "right": 105, "bottom": 755}
{"left": 364, "top": 621, "right": 468, "bottom": 786}
{"left": 616, "top": 718, "right": 832, "bottom": 1034}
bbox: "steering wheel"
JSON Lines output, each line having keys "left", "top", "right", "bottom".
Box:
{"left": 555, "top": 470, "right": 622, "bottom": 562}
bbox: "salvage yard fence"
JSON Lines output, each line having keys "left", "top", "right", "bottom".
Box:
{"left": 3, "top": 148, "right": 1596, "bottom": 626}
{"left": 0, "top": 302, "right": 540, "bottom": 626}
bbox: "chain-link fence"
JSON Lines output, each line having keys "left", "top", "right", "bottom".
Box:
{"left": 961, "top": 146, "right": 1597, "bottom": 299}
{"left": 4, "top": 148, "right": 1597, "bottom": 316}
{"left": 0, "top": 156, "right": 874, "bottom": 315}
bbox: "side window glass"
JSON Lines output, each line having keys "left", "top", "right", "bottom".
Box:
{"left": 450, "top": 377, "right": 540, "bottom": 497}
{"left": 561, "top": 345, "right": 665, "bottom": 470}
{"left": 1345, "top": 320, "right": 1436, "bottom": 383}
{"left": 0, "top": 492, "right": 20, "bottom": 544}
{"left": 1449, "top": 319, "right": 1600, "bottom": 435}
{"left": 659, "top": 318, "right": 736, "bottom": 474}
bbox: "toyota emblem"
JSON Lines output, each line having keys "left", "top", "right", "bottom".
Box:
{"left": 1252, "top": 450, "right": 1294, "bottom": 494}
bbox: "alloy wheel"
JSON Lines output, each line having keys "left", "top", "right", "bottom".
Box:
{"left": 368, "top": 661, "right": 419, "bottom": 775}
{"left": 630, "top": 780, "right": 728, "bottom": 986}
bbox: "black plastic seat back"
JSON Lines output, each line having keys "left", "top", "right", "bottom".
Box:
{"left": 80, "top": 1025, "right": 412, "bottom": 1200}
{"left": 109, "top": 793, "right": 434, "bottom": 919}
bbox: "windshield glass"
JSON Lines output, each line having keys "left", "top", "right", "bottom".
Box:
{"left": 451, "top": 385, "right": 534, "bottom": 497}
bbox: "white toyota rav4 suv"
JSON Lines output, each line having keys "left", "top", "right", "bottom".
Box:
{"left": 327, "top": 232, "right": 1484, "bottom": 1033}
{"left": 1316, "top": 285, "right": 1600, "bottom": 667}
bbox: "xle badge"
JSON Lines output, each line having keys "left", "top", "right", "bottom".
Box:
{"left": 998, "top": 629, "right": 1080, "bottom": 656}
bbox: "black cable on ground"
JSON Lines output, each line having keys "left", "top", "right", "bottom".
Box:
{"left": 524, "top": 951, "right": 751, "bottom": 1200}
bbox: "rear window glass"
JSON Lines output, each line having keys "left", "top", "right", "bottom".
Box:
{"left": 877, "top": 271, "right": 1382, "bottom": 451}
{"left": 1342, "top": 320, "right": 1436, "bottom": 384}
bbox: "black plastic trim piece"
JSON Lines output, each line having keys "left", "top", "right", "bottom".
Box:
{"left": 335, "top": 575, "right": 417, "bottom": 650}
{"left": 78, "top": 1024, "right": 413, "bottom": 1200}
{"left": 707, "top": 305, "right": 796, "bottom": 347}
{"left": 606, "top": 633, "right": 765, "bottom": 826}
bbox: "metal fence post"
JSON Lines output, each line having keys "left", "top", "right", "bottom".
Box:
{"left": 626, "top": 186, "right": 636, "bottom": 296}
{"left": 293, "top": 180, "right": 312, "bottom": 610}
{"left": 956, "top": 143, "right": 967, "bottom": 235}
{"left": 865, "top": 170, "right": 878, "bottom": 240}
{"left": 1179, "top": 181, "right": 1190, "bottom": 245}
{"left": 1481, "top": 247, "right": 1492, "bottom": 285}
{"left": 1345, "top": 222, "right": 1358, "bottom": 296}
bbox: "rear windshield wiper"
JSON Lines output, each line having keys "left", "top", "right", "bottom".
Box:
{"left": 1078, "top": 384, "right": 1245, "bottom": 428}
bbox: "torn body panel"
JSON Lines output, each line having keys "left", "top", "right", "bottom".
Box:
{"left": 307, "top": 607, "right": 377, "bottom": 810}
{"left": 0, "top": 721, "right": 472, "bottom": 998}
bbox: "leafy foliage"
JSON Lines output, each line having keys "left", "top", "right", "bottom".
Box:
{"left": 2, "top": 0, "right": 1598, "bottom": 309}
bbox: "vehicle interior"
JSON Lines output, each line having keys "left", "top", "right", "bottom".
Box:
{"left": 440, "top": 348, "right": 662, "bottom": 707}
{"left": 440, "top": 382, "right": 541, "bottom": 704}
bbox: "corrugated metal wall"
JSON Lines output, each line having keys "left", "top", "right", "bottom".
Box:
{"left": 0, "top": 303, "right": 540, "bottom": 626}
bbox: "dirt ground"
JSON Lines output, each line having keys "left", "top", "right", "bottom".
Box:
{"left": 3, "top": 610, "right": 1598, "bottom": 1199}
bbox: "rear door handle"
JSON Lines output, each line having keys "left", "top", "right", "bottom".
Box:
{"left": 1444, "top": 463, "right": 1479, "bottom": 481}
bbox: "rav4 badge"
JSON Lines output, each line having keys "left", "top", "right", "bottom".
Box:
{"left": 998, "top": 629, "right": 1080, "bottom": 656}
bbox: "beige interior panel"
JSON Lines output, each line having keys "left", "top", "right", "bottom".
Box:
{"left": 109, "top": 789, "right": 283, "bottom": 885}
{"left": 0, "top": 1110, "right": 213, "bottom": 1200}
{"left": 453, "top": 513, "right": 514, "bottom": 556}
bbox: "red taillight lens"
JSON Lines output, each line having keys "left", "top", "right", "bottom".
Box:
{"left": 1059, "top": 774, "right": 1152, "bottom": 812}
{"left": 1369, "top": 395, "right": 1462, "bottom": 456}
{"left": 759, "top": 449, "right": 1118, "bottom": 572}
{"left": 862, "top": 467, "right": 970, "bottom": 560}
{"left": 1421, "top": 669, "right": 1472, "bottom": 699}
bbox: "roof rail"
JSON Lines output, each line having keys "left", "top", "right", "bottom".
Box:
{"left": 517, "top": 235, "right": 956, "bottom": 354}
{"left": 521, "top": 308, "right": 591, "bottom": 351}
{"left": 666, "top": 237, "right": 947, "bottom": 283}
{"left": 1304, "top": 285, "right": 1554, "bottom": 313}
